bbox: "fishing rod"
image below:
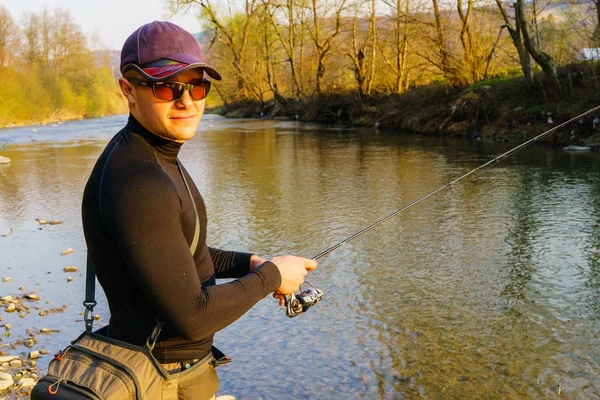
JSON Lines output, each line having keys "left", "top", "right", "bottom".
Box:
{"left": 284, "top": 104, "right": 600, "bottom": 317}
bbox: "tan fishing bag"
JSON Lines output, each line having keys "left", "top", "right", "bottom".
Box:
{"left": 30, "top": 329, "right": 219, "bottom": 400}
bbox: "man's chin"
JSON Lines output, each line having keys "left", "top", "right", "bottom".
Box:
{"left": 168, "top": 124, "right": 199, "bottom": 141}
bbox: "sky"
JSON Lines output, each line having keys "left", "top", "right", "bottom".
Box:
{"left": 2, "top": 0, "right": 204, "bottom": 50}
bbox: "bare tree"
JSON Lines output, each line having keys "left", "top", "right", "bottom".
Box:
{"left": 264, "top": 0, "right": 307, "bottom": 98}
{"left": 170, "top": 0, "right": 259, "bottom": 100}
{"left": 20, "top": 12, "right": 40, "bottom": 68}
{"left": 51, "top": 9, "right": 87, "bottom": 77}
{"left": 0, "top": 5, "right": 18, "bottom": 68}
{"left": 259, "top": 3, "right": 288, "bottom": 105}
{"left": 347, "top": 0, "right": 377, "bottom": 96}
{"left": 515, "top": 0, "right": 561, "bottom": 91}
{"left": 380, "top": 0, "right": 411, "bottom": 93}
{"left": 495, "top": 0, "right": 533, "bottom": 83}
{"left": 308, "top": 0, "right": 346, "bottom": 94}
{"left": 430, "top": 0, "right": 453, "bottom": 82}
{"left": 457, "top": 0, "right": 478, "bottom": 83}
{"left": 594, "top": 0, "right": 600, "bottom": 42}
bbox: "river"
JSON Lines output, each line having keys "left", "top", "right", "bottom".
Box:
{"left": 1, "top": 114, "right": 599, "bottom": 399}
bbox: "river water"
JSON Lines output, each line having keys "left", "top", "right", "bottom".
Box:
{"left": 1, "top": 114, "right": 599, "bottom": 399}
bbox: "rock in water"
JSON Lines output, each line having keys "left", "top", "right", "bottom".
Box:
{"left": 61, "top": 248, "right": 74, "bottom": 256}
{"left": 18, "top": 377, "right": 36, "bottom": 388}
{"left": 0, "top": 377, "right": 13, "bottom": 391}
{"left": 0, "top": 156, "right": 11, "bottom": 164}
{"left": 563, "top": 145, "right": 591, "bottom": 152}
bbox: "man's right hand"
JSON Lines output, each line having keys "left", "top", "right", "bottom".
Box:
{"left": 269, "top": 255, "right": 317, "bottom": 296}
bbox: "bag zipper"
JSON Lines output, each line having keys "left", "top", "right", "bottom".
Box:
{"left": 38, "top": 375, "right": 102, "bottom": 400}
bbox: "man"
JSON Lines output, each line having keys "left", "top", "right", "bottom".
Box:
{"left": 81, "top": 20, "right": 317, "bottom": 399}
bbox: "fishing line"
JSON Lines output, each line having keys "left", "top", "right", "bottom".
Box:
{"left": 310, "top": 104, "right": 600, "bottom": 261}
{"left": 284, "top": 105, "right": 600, "bottom": 317}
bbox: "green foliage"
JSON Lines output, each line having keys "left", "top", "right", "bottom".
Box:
{"left": 0, "top": 62, "right": 126, "bottom": 127}
{"left": 0, "top": 7, "right": 127, "bottom": 128}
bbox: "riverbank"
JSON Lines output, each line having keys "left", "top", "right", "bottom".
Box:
{"left": 213, "top": 62, "right": 600, "bottom": 148}
{"left": 4, "top": 63, "right": 599, "bottom": 148}
{"left": 0, "top": 108, "right": 127, "bottom": 131}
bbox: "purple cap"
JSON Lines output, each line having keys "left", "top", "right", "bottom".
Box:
{"left": 120, "top": 21, "right": 221, "bottom": 81}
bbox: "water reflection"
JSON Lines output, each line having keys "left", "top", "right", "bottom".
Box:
{"left": 502, "top": 169, "right": 538, "bottom": 306}
{"left": 1, "top": 117, "right": 600, "bottom": 398}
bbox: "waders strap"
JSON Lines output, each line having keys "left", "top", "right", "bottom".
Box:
{"left": 177, "top": 160, "right": 200, "bottom": 255}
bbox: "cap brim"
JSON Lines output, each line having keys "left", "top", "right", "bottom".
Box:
{"left": 122, "top": 62, "right": 222, "bottom": 81}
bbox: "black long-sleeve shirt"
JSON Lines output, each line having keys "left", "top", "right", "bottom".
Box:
{"left": 81, "top": 115, "right": 281, "bottom": 362}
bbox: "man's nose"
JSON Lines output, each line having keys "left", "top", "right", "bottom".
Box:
{"left": 176, "top": 90, "right": 194, "bottom": 108}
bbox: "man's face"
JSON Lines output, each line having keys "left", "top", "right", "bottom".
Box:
{"left": 122, "top": 69, "right": 206, "bottom": 142}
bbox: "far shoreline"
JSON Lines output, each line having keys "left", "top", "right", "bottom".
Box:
{"left": 3, "top": 72, "right": 599, "bottom": 150}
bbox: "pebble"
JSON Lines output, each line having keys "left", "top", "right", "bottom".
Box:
{"left": 30, "top": 361, "right": 36, "bottom": 367}
{"left": 39, "top": 349, "right": 50, "bottom": 355}
{"left": 4, "top": 324, "right": 10, "bottom": 330}
{"left": 1, "top": 228, "right": 12, "bottom": 237}
{"left": 25, "top": 293, "right": 40, "bottom": 301}
{"left": 63, "top": 266, "right": 78, "bottom": 273}
{"left": 28, "top": 351, "right": 40, "bottom": 360}
{"left": 18, "top": 286, "right": 24, "bottom": 291}
{"left": 40, "top": 328, "right": 52, "bottom": 333}
{"left": 0, "top": 295, "right": 13, "bottom": 302}
{"left": 0, "top": 372, "right": 12, "bottom": 381}
{"left": 95, "top": 314, "right": 100, "bottom": 320}
{"left": 48, "top": 221, "right": 63, "bottom": 225}
{"left": 9, "top": 360, "right": 22, "bottom": 368}
{"left": 61, "top": 248, "right": 74, "bottom": 256}
{"left": 35, "top": 218, "right": 47, "bottom": 225}
{"left": 67, "top": 276, "right": 73, "bottom": 282}
{"left": 5, "top": 304, "right": 15, "bottom": 312}
{"left": 2, "top": 277, "right": 10, "bottom": 283}
{"left": 25, "top": 339, "right": 35, "bottom": 348}
{"left": 0, "top": 377, "right": 13, "bottom": 391}
{"left": 0, "top": 156, "right": 11, "bottom": 164}
{"left": 17, "top": 377, "right": 36, "bottom": 388}
{"left": 0, "top": 357, "right": 18, "bottom": 364}
{"left": 39, "top": 311, "right": 44, "bottom": 316}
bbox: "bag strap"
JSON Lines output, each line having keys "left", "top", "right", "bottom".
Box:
{"left": 177, "top": 160, "right": 200, "bottom": 255}
{"left": 84, "top": 160, "right": 201, "bottom": 341}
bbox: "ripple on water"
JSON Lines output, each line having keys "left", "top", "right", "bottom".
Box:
{"left": 2, "top": 115, "right": 600, "bottom": 398}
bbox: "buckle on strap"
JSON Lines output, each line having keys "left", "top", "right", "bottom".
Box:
{"left": 146, "top": 319, "right": 164, "bottom": 352}
{"left": 82, "top": 301, "right": 97, "bottom": 332}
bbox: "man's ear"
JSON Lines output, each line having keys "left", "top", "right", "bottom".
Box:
{"left": 119, "top": 77, "right": 136, "bottom": 105}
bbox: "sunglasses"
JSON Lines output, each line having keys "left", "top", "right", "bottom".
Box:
{"left": 127, "top": 78, "right": 211, "bottom": 101}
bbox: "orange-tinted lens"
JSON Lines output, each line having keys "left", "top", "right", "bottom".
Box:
{"left": 153, "top": 83, "right": 177, "bottom": 101}
{"left": 190, "top": 81, "right": 211, "bottom": 100}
